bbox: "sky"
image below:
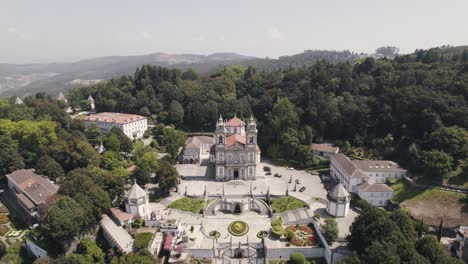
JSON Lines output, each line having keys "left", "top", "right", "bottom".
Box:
{"left": 1, "top": 0, "right": 468, "bottom": 64}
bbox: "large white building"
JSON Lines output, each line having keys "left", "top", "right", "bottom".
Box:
{"left": 6, "top": 169, "right": 59, "bottom": 225}
{"left": 82, "top": 112, "right": 147, "bottom": 139}
{"left": 329, "top": 153, "right": 406, "bottom": 206}
{"left": 210, "top": 116, "right": 261, "bottom": 181}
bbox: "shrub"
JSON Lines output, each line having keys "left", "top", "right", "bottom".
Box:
{"left": 322, "top": 218, "right": 338, "bottom": 243}
{"left": 290, "top": 252, "right": 306, "bottom": 264}
{"left": 285, "top": 229, "right": 295, "bottom": 240}
{"left": 135, "top": 232, "right": 153, "bottom": 251}
{"left": 0, "top": 214, "right": 9, "bottom": 224}
{"left": 257, "top": 231, "right": 268, "bottom": 239}
{"left": 228, "top": 221, "right": 249, "bottom": 236}
{"left": 271, "top": 217, "right": 284, "bottom": 237}
{"left": 313, "top": 213, "right": 321, "bottom": 220}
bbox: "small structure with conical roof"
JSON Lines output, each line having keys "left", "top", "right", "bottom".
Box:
{"left": 326, "top": 183, "right": 351, "bottom": 217}
{"left": 124, "top": 181, "right": 150, "bottom": 219}
{"left": 14, "top": 97, "right": 24, "bottom": 105}
{"left": 87, "top": 95, "right": 95, "bottom": 111}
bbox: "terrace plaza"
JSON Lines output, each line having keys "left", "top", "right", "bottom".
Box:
{"left": 149, "top": 160, "right": 359, "bottom": 263}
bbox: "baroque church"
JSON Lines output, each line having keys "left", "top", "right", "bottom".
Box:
{"left": 210, "top": 115, "right": 261, "bottom": 181}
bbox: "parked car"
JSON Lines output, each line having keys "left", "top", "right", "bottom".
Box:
{"left": 295, "top": 179, "right": 301, "bottom": 184}
{"left": 287, "top": 167, "right": 295, "bottom": 170}
{"left": 263, "top": 166, "right": 271, "bottom": 171}
{"left": 274, "top": 173, "right": 282, "bottom": 178}
{"left": 310, "top": 171, "right": 319, "bottom": 175}
{"left": 266, "top": 172, "right": 272, "bottom": 176}
{"left": 299, "top": 186, "right": 306, "bottom": 192}
{"left": 321, "top": 175, "right": 331, "bottom": 182}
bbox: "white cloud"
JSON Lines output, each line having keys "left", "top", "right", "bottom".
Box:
{"left": 192, "top": 35, "right": 206, "bottom": 42}
{"left": 7, "top": 27, "right": 32, "bottom": 39}
{"left": 266, "top": 27, "right": 284, "bottom": 41}
{"left": 140, "top": 31, "right": 152, "bottom": 39}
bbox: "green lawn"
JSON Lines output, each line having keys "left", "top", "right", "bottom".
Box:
{"left": 135, "top": 232, "right": 153, "bottom": 251}
{"left": 167, "top": 198, "right": 210, "bottom": 214}
{"left": 271, "top": 196, "right": 307, "bottom": 213}
{"left": 391, "top": 179, "right": 465, "bottom": 206}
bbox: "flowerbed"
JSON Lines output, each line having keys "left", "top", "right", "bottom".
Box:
{"left": 285, "top": 224, "right": 318, "bottom": 247}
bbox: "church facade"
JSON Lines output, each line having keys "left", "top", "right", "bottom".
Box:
{"left": 210, "top": 116, "right": 261, "bottom": 181}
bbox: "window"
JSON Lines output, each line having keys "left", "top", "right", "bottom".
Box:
{"left": 249, "top": 136, "right": 254, "bottom": 143}
{"left": 249, "top": 167, "right": 253, "bottom": 176}
{"left": 219, "top": 136, "right": 223, "bottom": 144}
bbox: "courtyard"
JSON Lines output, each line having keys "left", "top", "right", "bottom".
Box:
{"left": 176, "top": 160, "right": 328, "bottom": 201}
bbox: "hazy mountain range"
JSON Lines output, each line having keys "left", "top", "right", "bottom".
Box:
{"left": 0, "top": 50, "right": 366, "bottom": 97}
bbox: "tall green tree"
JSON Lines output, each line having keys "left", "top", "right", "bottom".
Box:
{"left": 35, "top": 155, "right": 65, "bottom": 182}
{"left": 84, "top": 124, "right": 102, "bottom": 147}
{"left": 0, "top": 135, "right": 24, "bottom": 177}
{"left": 43, "top": 196, "right": 86, "bottom": 242}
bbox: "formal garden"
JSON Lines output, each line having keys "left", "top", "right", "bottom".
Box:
{"left": 270, "top": 197, "right": 307, "bottom": 213}
{"left": 284, "top": 224, "right": 318, "bottom": 247}
{"left": 167, "top": 198, "right": 210, "bottom": 214}
{"left": 0, "top": 203, "right": 27, "bottom": 247}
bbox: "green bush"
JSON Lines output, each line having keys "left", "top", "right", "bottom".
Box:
{"left": 271, "top": 217, "right": 284, "bottom": 237}
{"left": 351, "top": 195, "right": 372, "bottom": 211}
{"left": 290, "top": 252, "right": 306, "bottom": 264}
{"left": 135, "top": 232, "right": 153, "bottom": 251}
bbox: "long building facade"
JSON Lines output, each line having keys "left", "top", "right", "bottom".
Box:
{"left": 210, "top": 116, "right": 261, "bottom": 181}
{"left": 82, "top": 112, "right": 147, "bottom": 139}
{"left": 329, "top": 153, "right": 407, "bottom": 206}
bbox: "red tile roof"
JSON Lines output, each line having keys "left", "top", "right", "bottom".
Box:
{"left": 127, "top": 165, "right": 137, "bottom": 172}
{"left": 226, "top": 117, "right": 245, "bottom": 127}
{"left": 226, "top": 134, "right": 246, "bottom": 146}
{"left": 164, "top": 234, "right": 173, "bottom": 250}
{"left": 311, "top": 143, "right": 339, "bottom": 154}
{"left": 110, "top": 207, "right": 134, "bottom": 223}
{"left": 84, "top": 112, "right": 146, "bottom": 125}
{"left": 6, "top": 169, "right": 59, "bottom": 205}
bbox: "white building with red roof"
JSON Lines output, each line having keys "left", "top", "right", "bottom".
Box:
{"left": 82, "top": 112, "right": 147, "bottom": 139}
{"left": 210, "top": 115, "right": 261, "bottom": 181}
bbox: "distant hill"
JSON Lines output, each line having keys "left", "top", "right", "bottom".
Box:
{"left": 0, "top": 49, "right": 382, "bottom": 97}
{"left": 245, "top": 50, "right": 363, "bottom": 71}
{"left": 0, "top": 52, "right": 257, "bottom": 97}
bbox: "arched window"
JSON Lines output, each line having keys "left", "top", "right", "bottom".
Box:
{"left": 249, "top": 136, "right": 254, "bottom": 143}
{"left": 219, "top": 136, "right": 223, "bottom": 143}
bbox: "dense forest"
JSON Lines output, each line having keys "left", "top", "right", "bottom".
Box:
{"left": 341, "top": 204, "right": 464, "bottom": 264}
{"left": 0, "top": 96, "right": 182, "bottom": 263}
{"left": 68, "top": 46, "right": 468, "bottom": 185}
